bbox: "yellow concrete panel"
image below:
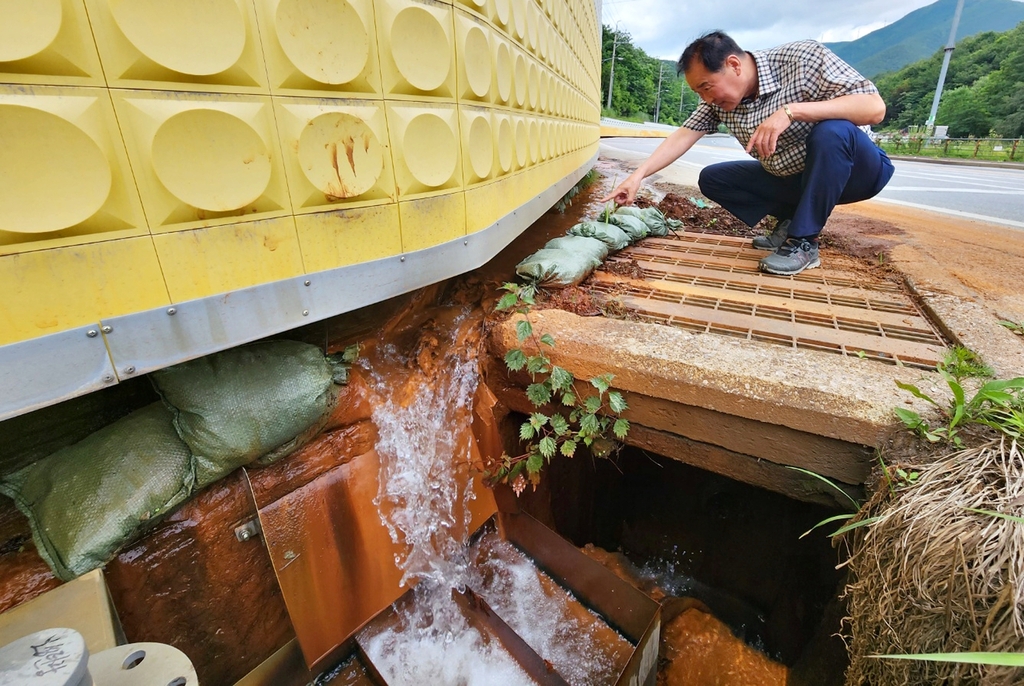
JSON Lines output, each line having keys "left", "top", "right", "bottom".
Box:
{"left": 493, "top": 35, "right": 514, "bottom": 107}
{"left": 253, "top": 0, "right": 383, "bottom": 97}
{"left": 111, "top": 90, "right": 291, "bottom": 232}
{"left": 386, "top": 101, "right": 464, "bottom": 199}
{"left": 296, "top": 204, "right": 402, "bottom": 272}
{"left": 454, "top": 9, "right": 494, "bottom": 104}
{"left": 274, "top": 97, "right": 397, "bottom": 214}
{"left": 0, "top": 85, "right": 147, "bottom": 255}
{"left": 0, "top": 237, "right": 169, "bottom": 345}
{"left": 512, "top": 114, "right": 529, "bottom": 170}
{"left": 512, "top": 47, "right": 528, "bottom": 109}
{"left": 152, "top": 217, "right": 305, "bottom": 302}
{"left": 464, "top": 171, "right": 530, "bottom": 233}
{"left": 459, "top": 105, "right": 497, "bottom": 186}
{"left": 453, "top": 0, "right": 489, "bottom": 20}
{"left": 375, "top": 0, "right": 457, "bottom": 99}
{"left": 83, "top": 0, "right": 269, "bottom": 93}
{"left": 493, "top": 110, "right": 515, "bottom": 176}
{"left": 0, "top": 0, "right": 104, "bottom": 86}
{"left": 509, "top": 0, "right": 527, "bottom": 43}
{"left": 398, "top": 192, "right": 466, "bottom": 252}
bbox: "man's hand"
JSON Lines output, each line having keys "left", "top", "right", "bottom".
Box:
{"left": 600, "top": 172, "right": 642, "bottom": 205}
{"left": 745, "top": 107, "right": 792, "bottom": 158}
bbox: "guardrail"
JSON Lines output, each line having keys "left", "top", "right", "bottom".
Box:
{"left": 877, "top": 136, "right": 1022, "bottom": 162}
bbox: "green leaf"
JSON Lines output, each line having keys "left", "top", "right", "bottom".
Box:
{"left": 526, "top": 383, "right": 551, "bottom": 406}
{"left": 561, "top": 391, "right": 576, "bottom": 406}
{"left": 895, "top": 380, "right": 939, "bottom": 406}
{"left": 519, "top": 422, "right": 535, "bottom": 441}
{"left": 499, "top": 282, "right": 518, "bottom": 292}
{"left": 540, "top": 334, "right": 556, "bottom": 347}
{"left": 894, "top": 406, "right": 924, "bottom": 429}
{"left": 516, "top": 319, "right": 533, "bottom": 342}
{"left": 526, "top": 452, "right": 544, "bottom": 474}
{"left": 786, "top": 466, "right": 860, "bottom": 512}
{"left": 550, "top": 366, "right": 573, "bottom": 392}
{"left": 527, "top": 355, "right": 550, "bottom": 374}
{"left": 538, "top": 436, "right": 557, "bottom": 459}
{"left": 560, "top": 440, "right": 577, "bottom": 457}
{"left": 965, "top": 507, "right": 1024, "bottom": 524}
{"left": 496, "top": 292, "right": 519, "bottom": 311}
{"left": 608, "top": 391, "right": 628, "bottom": 413}
{"left": 520, "top": 285, "right": 537, "bottom": 305}
{"left": 584, "top": 395, "right": 602, "bottom": 413}
{"left": 590, "top": 375, "right": 612, "bottom": 394}
{"left": 580, "top": 413, "right": 600, "bottom": 436}
{"left": 613, "top": 418, "right": 630, "bottom": 439}
{"left": 550, "top": 414, "right": 570, "bottom": 436}
{"left": 505, "top": 348, "right": 527, "bottom": 372}
{"left": 871, "top": 653, "right": 1024, "bottom": 667}
{"left": 529, "top": 413, "right": 549, "bottom": 429}
{"left": 800, "top": 513, "right": 854, "bottom": 539}
{"left": 830, "top": 516, "right": 881, "bottom": 537}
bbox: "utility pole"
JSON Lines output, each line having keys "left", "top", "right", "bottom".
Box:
{"left": 679, "top": 81, "right": 685, "bottom": 114}
{"left": 605, "top": 24, "right": 620, "bottom": 111}
{"left": 654, "top": 63, "right": 664, "bottom": 123}
{"left": 926, "top": 0, "right": 965, "bottom": 128}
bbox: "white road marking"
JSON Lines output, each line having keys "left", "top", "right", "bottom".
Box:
{"left": 868, "top": 197, "right": 1024, "bottom": 230}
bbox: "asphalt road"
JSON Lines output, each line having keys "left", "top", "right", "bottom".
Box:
{"left": 602, "top": 136, "right": 1024, "bottom": 229}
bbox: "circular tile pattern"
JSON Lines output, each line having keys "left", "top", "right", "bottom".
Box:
{"left": 404, "top": 113, "right": 456, "bottom": 188}
{"left": 111, "top": 0, "right": 246, "bottom": 76}
{"left": 276, "top": 0, "right": 368, "bottom": 85}
{"left": 392, "top": 7, "right": 449, "bottom": 92}
{"left": 514, "top": 118, "right": 528, "bottom": 168}
{"left": 495, "top": 41, "right": 512, "bottom": 103}
{"left": 152, "top": 109, "right": 271, "bottom": 211}
{"left": 463, "top": 25, "right": 491, "bottom": 98}
{"left": 467, "top": 115, "right": 493, "bottom": 181}
{"left": 497, "top": 117, "right": 513, "bottom": 173}
{"left": 0, "top": 104, "right": 111, "bottom": 233}
{"left": 513, "top": 52, "right": 527, "bottom": 107}
{"left": 298, "top": 112, "right": 383, "bottom": 199}
{"left": 0, "top": 0, "right": 62, "bottom": 62}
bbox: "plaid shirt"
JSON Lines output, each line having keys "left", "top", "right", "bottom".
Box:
{"left": 683, "top": 40, "right": 878, "bottom": 176}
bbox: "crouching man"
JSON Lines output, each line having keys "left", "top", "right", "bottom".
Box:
{"left": 602, "top": 30, "right": 894, "bottom": 276}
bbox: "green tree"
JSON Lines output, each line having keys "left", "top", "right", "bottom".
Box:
{"left": 937, "top": 86, "right": 991, "bottom": 136}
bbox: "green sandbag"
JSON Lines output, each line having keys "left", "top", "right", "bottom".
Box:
{"left": 606, "top": 213, "right": 649, "bottom": 242}
{"left": 0, "top": 402, "right": 195, "bottom": 581}
{"left": 152, "top": 340, "right": 339, "bottom": 488}
{"left": 516, "top": 247, "right": 603, "bottom": 287}
{"left": 544, "top": 235, "right": 609, "bottom": 261}
{"left": 637, "top": 207, "right": 682, "bottom": 237}
{"left": 568, "top": 221, "right": 631, "bottom": 251}
{"left": 611, "top": 206, "right": 645, "bottom": 220}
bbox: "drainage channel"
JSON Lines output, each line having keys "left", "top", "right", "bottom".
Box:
{"left": 595, "top": 231, "right": 947, "bottom": 368}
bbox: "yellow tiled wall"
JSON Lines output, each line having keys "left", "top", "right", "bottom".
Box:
{"left": 0, "top": 0, "right": 601, "bottom": 347}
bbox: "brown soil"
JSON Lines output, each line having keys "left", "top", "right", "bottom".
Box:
{"left": 657, "top": 191, "right": 775, "bottom": 239}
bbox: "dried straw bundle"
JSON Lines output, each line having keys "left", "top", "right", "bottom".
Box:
{"left": 844, "top": 438, "right": 1024, "bottom": 685}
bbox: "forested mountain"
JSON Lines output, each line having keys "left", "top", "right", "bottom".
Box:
{"left": 601, "top": 26, "right": 699, "bottom": 125}
{"left": 825, "top": 0, "right": 1024, "bottom": 77}
{"left": 875, "top": 21, "right": 1024, "bottom": 136}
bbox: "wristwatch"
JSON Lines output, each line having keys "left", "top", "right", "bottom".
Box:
{"left": 783, "top": 104, "right": 795, "bottom": 123}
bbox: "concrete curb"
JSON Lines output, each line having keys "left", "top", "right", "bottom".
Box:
{"left": 886, "top": 154, "right": 1024, "bottom": 171}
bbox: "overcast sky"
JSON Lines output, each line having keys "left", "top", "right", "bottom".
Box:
{"left": 600, "top": 0, "right": 1001, "bottom": 59}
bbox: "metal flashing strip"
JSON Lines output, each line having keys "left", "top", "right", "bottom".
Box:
{"left": 600, "top": 231, "right": 948, "bottom": 368}
{"left": 0, "top": 154, "right": 597, "bottom": 421}
{"left": 0, "top": 325, "right": 118, "bottom": 421}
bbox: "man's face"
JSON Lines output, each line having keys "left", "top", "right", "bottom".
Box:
{"left": 685, "top": 54, "right": 747, "bottom": 111}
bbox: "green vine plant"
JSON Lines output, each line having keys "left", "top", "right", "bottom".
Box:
{"left": 554, "top": 169, "right": 598, "bottom": 214}
{"left": 489, "top": 282, "right": 630, "bottom": 496}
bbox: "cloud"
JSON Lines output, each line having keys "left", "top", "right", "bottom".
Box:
{"left": 600, "top": 0, "right": 962, "bottom": 58}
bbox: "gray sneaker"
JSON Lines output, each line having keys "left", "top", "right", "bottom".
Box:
{"left": 751, "top": 219, "right": 791, "bottom": 250}
{"left": 759, "top": 237, "right": 820, "bottom": 275}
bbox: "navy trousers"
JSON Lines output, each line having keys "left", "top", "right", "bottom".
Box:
{"left": 697, "top": 120, "right": 895, "bottom": 239}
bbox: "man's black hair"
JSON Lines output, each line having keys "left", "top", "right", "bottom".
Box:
{"left": 677, "top": 31, "right": 744, "bottom": 75}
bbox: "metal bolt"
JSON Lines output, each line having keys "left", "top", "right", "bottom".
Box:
{"left": 235, "top": 519, "right": 261, "bottom": 542}
{"left": 167, "top": 307, "right": 176, "bottom": 315}
{"left": 400, "top": 256, "right": 406, "bottom": 262}
{"left": 102, "top": 374, "right": 114, "bottom": 383}
{"left": 302, "top": 310, "right": 309, "bottom": 316}
{"left": 87, "top": 330, "right": 98, "bottom": 338}
{"left": 464, "top": 240, "right": 469, "bottom": 245}
{"left": 123, "top": 366, "right": 136, "bottom": 375}
{"left": 101, "top": 326, "right": 112, "bottom": 334}
{"left": 304, "top": 280, "right": 311, "bottom": 286}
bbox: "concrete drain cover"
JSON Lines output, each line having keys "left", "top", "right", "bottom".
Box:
{"left": 593, "top": 232, "right": 947, "bottom": 369}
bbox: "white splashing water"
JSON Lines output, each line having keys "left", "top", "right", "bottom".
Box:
{"left": 359, "top": 311, "right": 623, "bottom": 685}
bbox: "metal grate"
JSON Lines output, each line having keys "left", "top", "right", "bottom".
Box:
{"left": 594, "top": 231, "right": 947, "bottom": 368}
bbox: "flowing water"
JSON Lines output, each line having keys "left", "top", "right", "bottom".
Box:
{"left": 355, "top": 304, "right": 628, "bottom": 685}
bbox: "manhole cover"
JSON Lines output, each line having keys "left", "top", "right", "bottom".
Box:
{"left": 593, "top": 232, "right": 947, "bottom": 369}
